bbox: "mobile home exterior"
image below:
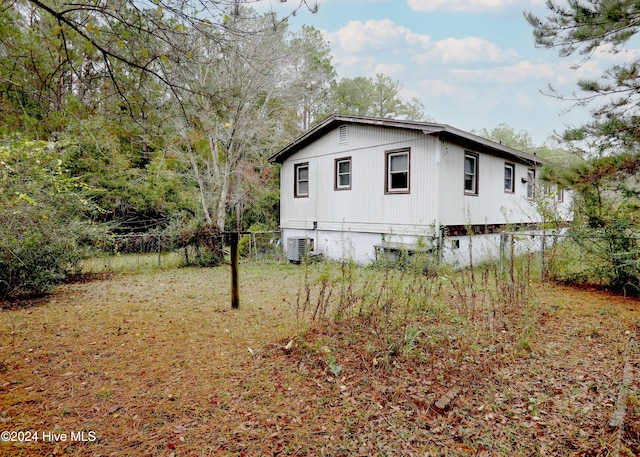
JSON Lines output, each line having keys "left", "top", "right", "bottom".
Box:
{"left": 269, "top": 114, "right": 572, "bottom": 266}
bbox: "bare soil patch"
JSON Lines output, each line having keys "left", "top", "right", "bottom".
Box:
{"left": 0, "top": 263, "right": 638, "bottom": 456}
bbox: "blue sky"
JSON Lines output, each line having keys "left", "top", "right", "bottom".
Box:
{"left": 256, "top": 0, "right": 639, "bottom": 146}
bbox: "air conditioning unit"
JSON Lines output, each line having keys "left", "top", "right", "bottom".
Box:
{"left": 286, "top": 237, "right": 310, "bottom": 263}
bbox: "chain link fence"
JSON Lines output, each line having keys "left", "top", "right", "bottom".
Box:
{"left": 500, "top": 230, "right": 640, "bottom": 294}
{"left": 82, "top": 230, "right": 282, "bottom": 273}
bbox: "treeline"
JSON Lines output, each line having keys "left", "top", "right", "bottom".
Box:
{"left": 0, "top": 1, "right": 429, "bottom": 297}
{"left": 2, "top": 0, "right": 639, "bottom": 297}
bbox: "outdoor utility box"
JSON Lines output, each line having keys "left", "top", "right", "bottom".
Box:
{"left": 286, "top": 237, "right": 311, "bottom": 263}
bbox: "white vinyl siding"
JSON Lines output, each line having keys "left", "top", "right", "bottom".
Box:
{"left": 276, "top": 118, "right": 574, "bottom": 265}
{"left": 279, "top": 125, "right": 439, "bottom": 235}
{"left": 437, "top": 143, "right": 550, "bottom": 227}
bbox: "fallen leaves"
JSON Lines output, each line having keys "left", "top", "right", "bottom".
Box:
{"left": 0, "top": 266, "right": 638, "bottom": 456}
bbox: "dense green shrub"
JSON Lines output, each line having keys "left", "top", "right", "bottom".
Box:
{"left": 174, "top": 222, "right": 224, "bottom": 267}
{"left": 0, "top": 210, "right": 83, "bottom": 298}
{"left": 0, "top": 139, "right": 100, "bottom": 299}
{"left": 542, "top": 153, "right": 640, "bottom": 295}
{"left": 549, "top": 228, "right": 640, "bottom": 296}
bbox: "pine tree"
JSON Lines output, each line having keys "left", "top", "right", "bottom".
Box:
{"left": 527, "top": 0, "right": 640, "bottom": 294}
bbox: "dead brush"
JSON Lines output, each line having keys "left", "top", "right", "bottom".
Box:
{"left": 294, "top": 251, "right": 539, "bottom": 385}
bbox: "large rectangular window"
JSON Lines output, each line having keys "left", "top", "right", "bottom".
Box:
{"left": 334, "top": 157, "right": 351, "bottom": 190}
{"left": 464, "top": 152, "right": 478, "bottom": 195}
{"left": 385, "top": 148, "right": 410, "bottom": 193}
{"left": 294, "top": 162, "right": 309, "bottom": 198}
{"left": 504, "top": 162, "right": 515, "bottom": 193}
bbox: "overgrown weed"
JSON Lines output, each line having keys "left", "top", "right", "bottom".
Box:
{"left": 293, "top": 251, "right": 539, "bottom": 386}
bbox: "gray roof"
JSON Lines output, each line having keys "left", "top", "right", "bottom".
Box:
{"left": 268, "top": 114, "right": 542, "bottom": 165}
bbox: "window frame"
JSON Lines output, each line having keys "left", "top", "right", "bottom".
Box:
{"left": 526, "top": 168, "right": 536, "bottom": 199}
{"left": 385, "top": 148, "right": 411, "bottom": 194}
{"left": 504, "top": 162, "right": 515, "bottom": 194}
{"left": 464, "top": 152, "right": 479, "bottom": 196}
{"left": 334, "top": 157, "right": 352, "bottom": 191}
{"left": 294, "top": 162, "right": 309, "bottom": 198}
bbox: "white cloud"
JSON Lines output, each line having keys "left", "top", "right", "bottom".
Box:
{"left": 407, "top": 0, "right": 528, "bottom": 13}
{"left": 415, "top": 79, "right": 462, "bottom": 97}
{"left": 330, "top": 53, "right": 378, "bottom": 77}
{"left": 592, "top": 44, "right": 640, "bottom": 62}
{"left": 562, "top": 60, "right": 601, "bottom": 84}
{"left": 373, "top": 63, "right": 406, "bottom": 77}
{"left": 424, "top": 37, "right": 518, "bottom": 64}
{"left": 325, "top": 19, "right": 431, "bottom": 53}
{"left": 452, "top": 60, "right": 558, "bottom": 84}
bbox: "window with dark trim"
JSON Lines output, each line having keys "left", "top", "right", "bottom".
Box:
{"left": 526, "top": 168, "right": 535, "bottom": 199}
{"left": 504, "top": 162, "right": 515, "bottom": 193}
{"left": 294, "top": 162, "right": 309, "bottom": 198}
{"left": 464, "top": 152, "right": 478, "bottom": 195}
{"left": 385, "top": 148, "right": 410, "bottom": 193}
{"left": 334, "top": 157, "right": 351, "bottom": 190}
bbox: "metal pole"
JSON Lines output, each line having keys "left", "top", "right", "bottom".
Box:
{"left": 230, "top": 232, "right": 239, "bottom": 309}
{"left": 253, "top": 233, "right": 258, "bottom": 260}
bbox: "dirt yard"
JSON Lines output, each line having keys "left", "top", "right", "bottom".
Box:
{"left": 0, "top": 262, "right": 638, "bottom": 456}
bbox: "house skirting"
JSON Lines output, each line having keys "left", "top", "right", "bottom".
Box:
{"left": 280, "top": 223, "right": 562, "bottom": 267}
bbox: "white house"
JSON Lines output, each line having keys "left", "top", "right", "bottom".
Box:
{"left": 268, "top": 114, "right": 572, "bottom": 266}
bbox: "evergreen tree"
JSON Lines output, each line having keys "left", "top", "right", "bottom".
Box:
{"left": 328, "top": 73, "right": 428, "bottom": 120}
{"left": 526, "top": 0, "right": 640, "bottom": 152}
{"left": 527, "top": 0, "right": 640, "bottom": 294}
{"left": 288, "top": 25, "right": 337, "bottom": 131}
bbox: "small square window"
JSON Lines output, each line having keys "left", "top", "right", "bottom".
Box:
{"left": 504, "top": 163, "right": 515, "bottom": 193}
{"left": 386, "top": 149, "right": 410, "bottom": 193}
{"left": 295, "top": 163, "right": 309, "bottom": 198}
{"left": 464, "top": 152, "right": 478, "bottom": 195}
{"left": 335, "top": 157, "right": 351, "bottom": 190}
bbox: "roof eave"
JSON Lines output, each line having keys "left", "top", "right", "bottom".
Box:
{"left": 268, "top": 114, "right": 543, "bottom": 166}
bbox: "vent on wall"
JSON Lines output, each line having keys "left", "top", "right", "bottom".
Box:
{"left": 339, "top": 124, "right": 348, "bottom": 144}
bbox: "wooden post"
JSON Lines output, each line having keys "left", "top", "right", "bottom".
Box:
{"left": 540, "top": 232, "right": 546, "bottom": 282}
{"left": 229, "top": 231, "right": 239, "bottom": 309}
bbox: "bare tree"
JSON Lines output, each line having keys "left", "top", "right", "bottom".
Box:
{"left": 167, "top": 7, "right": 294, "bottom": 230}
{"left": 13, "top": 0, "right": 317, "bottom": 114}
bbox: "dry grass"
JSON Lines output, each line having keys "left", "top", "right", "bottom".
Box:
{"left": 0, "top": 259, "right": 638, "bottom": 456}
